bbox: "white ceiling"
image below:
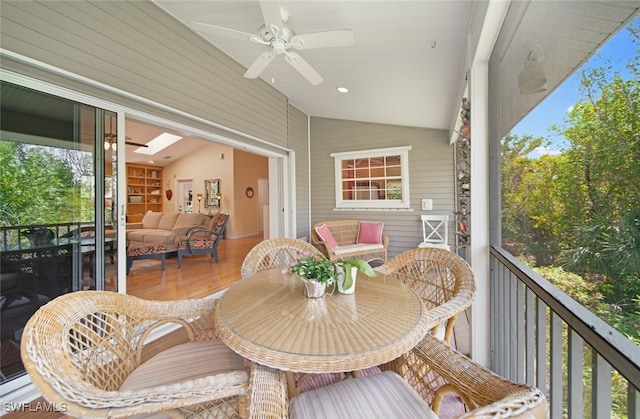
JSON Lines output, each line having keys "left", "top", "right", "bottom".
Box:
{"left": 124, "top": 1, "right": 637, "bottom": 167}
{"left": 154, "top": 0, "right": 473, "bottom": 130}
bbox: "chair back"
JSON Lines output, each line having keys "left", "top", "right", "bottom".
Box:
{"left": 375, "top": 247, "right": 475, "bottom": 343}
{"left": 241, "top": 238, "right": 319, "bottom": 279}
{"left": 419, "top": 214, "right": 449, "bottom": 249}
{"left": 20, "top": 291, "right": 235, "bottom": 417}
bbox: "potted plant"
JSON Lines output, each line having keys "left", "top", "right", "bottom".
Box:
{"left": 284, "top": 251, "right": 338, "bottom": 297}
{"left": 336, "top": 258, "right": 377, "bottom": 294}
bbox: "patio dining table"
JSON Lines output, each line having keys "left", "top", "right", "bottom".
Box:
{"left": 214, "top": 267, "right": 429, "bottom": 397}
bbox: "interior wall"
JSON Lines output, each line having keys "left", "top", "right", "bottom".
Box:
{"left": 163, "top": 141, "right": 234, "bottom": 223}
{"left": 232, "top": 150, "right": 269, "bottom": 239}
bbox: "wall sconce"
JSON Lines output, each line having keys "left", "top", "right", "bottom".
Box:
{"left": 197, "top": 193, "right": 203, "bottom": 213}
{"left": 518, "top": 43, "right": 548, "bottom": 95}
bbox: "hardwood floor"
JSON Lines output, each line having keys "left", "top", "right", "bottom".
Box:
{"left": 109, "top": 234, "right": 263, "bottom": 300}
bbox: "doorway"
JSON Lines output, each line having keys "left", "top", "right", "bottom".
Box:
{"left": 177, "top": 179, "right": 194, "bottom": 213}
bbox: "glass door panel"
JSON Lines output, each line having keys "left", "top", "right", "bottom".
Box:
{"left": 0, "top": 81, "right": 118, "bottom": 384}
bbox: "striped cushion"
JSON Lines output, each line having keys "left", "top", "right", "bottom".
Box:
{"left": 120, "top": 340, "right": 246, "bottom": 390}
{"left": 289, "top": 371, "right": 436, "bottom": 419}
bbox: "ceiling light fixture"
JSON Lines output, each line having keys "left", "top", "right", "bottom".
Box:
{"left": 104, "top": 115, "right": 117, "bottom": 151}
{"left": 518, "top": 43, "right": 548, "bottom": 95}
{"left": 337, "top": 86, "right": 349, "bottom": 93}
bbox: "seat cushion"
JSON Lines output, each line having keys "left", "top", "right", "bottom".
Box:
{"left": 332, "top": 243, "right": 384, "bottom": 255}
{"left": 120, "top": 340, "right": 246, "bottom": 390}
{"left": 142, "top": 211, "right": 164, "bottom": 229}
{"left": 289, "top": 371, "right": 436, "bottom": 419}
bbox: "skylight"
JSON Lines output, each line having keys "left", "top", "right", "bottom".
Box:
{"left": 134, "top": 133, "right": 182, "bottom": 155}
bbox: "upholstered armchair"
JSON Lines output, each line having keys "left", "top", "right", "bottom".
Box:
{"left": 175, "top": 212, "right": 229, "bottom": 268}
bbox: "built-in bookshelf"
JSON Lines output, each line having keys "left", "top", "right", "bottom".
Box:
{"left": 126, "top": 164, "right": 163, "bottom": 216}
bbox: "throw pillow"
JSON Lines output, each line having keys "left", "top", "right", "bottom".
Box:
{"left": 141, "top": 211, "right": 164, "bottom": 229}
{"left": 357, "top": 221, "right": 384, "bottom": 245}
{"left": 315, "top": 224, "right": 338, "bottom": 250}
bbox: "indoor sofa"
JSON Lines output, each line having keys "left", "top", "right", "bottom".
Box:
{"left": 126, "top": 211, "right": 209, "bottom": 252}
{"left": 311, "top": 220, "right": 388, "bottom": 264}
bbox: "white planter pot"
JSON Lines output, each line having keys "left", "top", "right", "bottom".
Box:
{"left": 337, "top": 265, "right": 358, "bottom": 294}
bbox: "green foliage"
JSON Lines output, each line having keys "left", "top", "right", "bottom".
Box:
{"left": 501, "top": 16, "right": 640, "bottom": 344}
{"left": 0, "top": 141, "right": 83, "bottom": 226}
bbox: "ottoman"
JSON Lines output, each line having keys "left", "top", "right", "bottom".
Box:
{"left": 126, "top": 241, "right": 167, "bottom": 274}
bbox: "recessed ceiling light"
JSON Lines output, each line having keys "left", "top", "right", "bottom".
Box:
{"left": 337, "top": 87, "right": 349, "bottom": 93}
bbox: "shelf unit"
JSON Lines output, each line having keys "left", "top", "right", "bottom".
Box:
{"left": 126, "top": 164, "right": 163, "bottom": 215}
{"left": 454, "top": 98, "right": 470, "bottom": 260}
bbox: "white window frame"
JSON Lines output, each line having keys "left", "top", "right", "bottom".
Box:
{"left": 330, "top": 146, "right": 411, "bottom": 209}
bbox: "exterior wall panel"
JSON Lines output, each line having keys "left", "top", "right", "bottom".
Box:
{"left": 0, "top": 0, "right": 288, "bottom": 146}
{"left": 310, "top": 117, "right": 454, "bottom": 258}
{"left": 287, "top": 105, "right": 310, "bottom": 239}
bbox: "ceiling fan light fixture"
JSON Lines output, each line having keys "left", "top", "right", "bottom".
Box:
{"left": 104, "top": 133, "right": 117, "bottom": 151}
{"left": 518, "top": 43, "right": 548, "bottom": 95}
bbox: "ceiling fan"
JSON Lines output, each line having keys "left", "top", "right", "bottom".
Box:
{"left": 191, "top": 0, "right": 354, "bottom": 85}
{"left": 124, "top": 136, "right": 148, "bottom": 148}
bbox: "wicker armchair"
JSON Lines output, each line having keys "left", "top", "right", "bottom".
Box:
{"left": 374, "top": 247, "right": 476, "bottom": 344}
{"left": 240, "top": 238, "right": 319, "bottom": 279}
{"left": 21, "top": 291, "right": 249, "bottom": 418}
{"left": 248, "top": 334, "right": 548, "bottom": 418}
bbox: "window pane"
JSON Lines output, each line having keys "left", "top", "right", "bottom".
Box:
{"left": 333, "top": 147, "right": 410, "bottom": 208}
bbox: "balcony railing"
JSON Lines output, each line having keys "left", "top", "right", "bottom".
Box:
{"left": 490, "top": 246, "right": 640, "bottom": 418}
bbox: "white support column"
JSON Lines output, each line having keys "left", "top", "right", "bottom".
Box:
{"left": 469, "top": 62, "right": 491, "bottom": 367}
{"left": 468, "top": 0, "right": 511, "bottom": 368}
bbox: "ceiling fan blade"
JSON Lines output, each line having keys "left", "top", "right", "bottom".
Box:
{"left": 125, "top": 137, "right": 148, "bottom": 147}
{"left": 191, "top": 21, "right": 256, "bottom": 42}
{"left": 290, "top": 30, "right": 354, "bottom": 50}
{"left": 125, "top": 141, "right": 148, "bottom": 148}
{"left": 244, "top": 51, "right": 275, "bottom": 79}
{"left": 259, "top": 0, "right": 283, "bottom": 34}
{"left": 284, "top": 52, "right": 323, "bottom": 85}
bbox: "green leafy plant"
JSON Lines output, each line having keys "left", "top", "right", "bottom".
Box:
{"left": 285, "top": 251, "right": 338, "bottom": 285}
{"left": 336, "top": 258, "right": 377, "bottom": 290}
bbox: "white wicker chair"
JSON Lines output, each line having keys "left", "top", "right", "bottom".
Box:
{"left": 240, "top": 238, "right": 319, "bottom": 279}
{"left": 248, "top": 334, "right": 548, "bottom": 418}
{"left": 21, "top": 291, "right": 249, "bottom": 418}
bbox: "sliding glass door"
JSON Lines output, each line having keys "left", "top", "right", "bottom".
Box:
{"left": 0, "top": 81, "right": 119, "bottom": 384}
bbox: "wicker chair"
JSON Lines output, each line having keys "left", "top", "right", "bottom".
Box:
{"left": 248, "top": 334, "right": 548, "bottom": 418}
{"left": 374, "top": 247, "right": 476, "bottom": 344}
{"left": 240, "top": 238, "right": 319, "bottom": 279}
{"left": 21, "top": 291, "right": 250, "bottom": 418}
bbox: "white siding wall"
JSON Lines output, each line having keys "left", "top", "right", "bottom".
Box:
{"left": 287, "top": 105, "right": 310, "bottom": 239}
{"left": 0, "top": 1, "right": 288, "bottom": 146}
{"left": 310, "top": 117, "right": 454, "bottom": 258}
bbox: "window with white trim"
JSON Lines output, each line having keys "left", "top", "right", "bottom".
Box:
{"left": 331, "top": 146, "right": 411, "bottom": 209}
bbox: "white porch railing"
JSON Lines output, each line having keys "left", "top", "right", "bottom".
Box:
{"left": 490, "top": 246, "right": 640, "bottom": 418}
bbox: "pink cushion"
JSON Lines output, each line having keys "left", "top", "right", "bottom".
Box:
{"left": 357, "top": 221, "right": 384, "bottom": 245}
{"left": 119, "top": 340, "right": 246, "bottom": 390}
{"left": 315, "top": 224, "right": 338, "bottom": 250}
